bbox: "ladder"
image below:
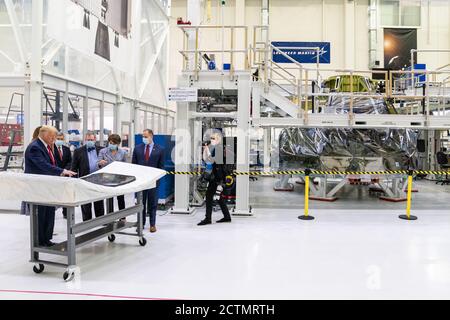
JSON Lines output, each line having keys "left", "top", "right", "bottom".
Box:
{"left": 5, "top": 93, "right": 24, "bottom": 124}
{"left": 0, "top": 130, "right": 24, "bottom": 171}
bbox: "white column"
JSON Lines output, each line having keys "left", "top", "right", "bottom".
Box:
{"left": 130, "top": 101, "right": 137, "bottom": 150}
{"left": 344, "top": 0, "right": 355, "bottom": 70}
{"left": 24, "top": 0, "right": 43, "bottom": 146}
{"left": 62, "top": 81, "right": 69, "bottom": 134}
{"left": 171, "top": 101, "right": 194, "bottom": 214}
{"left": 263, "top": 128, "right": 271, "bottom": 172}
{"left": 187, "top": 0, "right": 201, "bottom": 70}
{"left": 261, "top": 0, "right": 269, "bottom": 42}
{"left": 235, "top": 0, "right": 246, "bottom": 70}
{"left": 83, "top": 89, "right": 88, "bottom": 137}
{"left": 234, "top": 73, "right": 252, "bottom": 215}
{"left": 99, "top": 96, "right": 105, "bottom": 146}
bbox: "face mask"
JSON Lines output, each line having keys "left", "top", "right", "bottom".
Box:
{"left": 143, "top": 138, "right": 151, "bottom": 145}
{"left": 55, "top": 140, "right": 64, "bottom": 147}
{"left": 109, "top": 144, "right": 118, "bottom": 151}
{"left": 85, "top": 141, "right": 95, "bottom": 148}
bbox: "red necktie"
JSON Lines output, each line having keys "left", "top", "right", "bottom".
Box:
{"left": 47, "top": 145, "right": 56, "bottom": 166}
{"left": 144, "top": 145, "right": 150, "bottom": 162}
{"left": 58, "top": 147, "right": 63, "bottom": 161}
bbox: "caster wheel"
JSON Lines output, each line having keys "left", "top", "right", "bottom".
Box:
{"left": 139, "top": 238, "right": 147, "bottom": 247}
{"left": 63, "top": 271, "right": 75, "bottom": 282}
{"left": 33, "top": 264, "right": 44, "bottom": 274}
{"left": 108, "top": 234, "right": 116, "bottom": 242}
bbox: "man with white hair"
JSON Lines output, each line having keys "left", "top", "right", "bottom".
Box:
{"left": 24, "top": 125, "right": 76, "bottom": 247}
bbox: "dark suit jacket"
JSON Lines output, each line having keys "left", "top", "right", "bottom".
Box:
{"left": 24, "top": 139, "right": 64, "bottom": 176}
{"left": 55, "top": 145, "right": 72, "bottom": 170}
{"left": 71, "top": 145, "right": 103, "bottom": 178}
{"left": 132, "top": 143, "right": 165, "bottom": 170}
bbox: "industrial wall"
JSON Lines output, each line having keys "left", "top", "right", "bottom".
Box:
{"left": 169, "top": 0, "right": 450, "bottom": 89}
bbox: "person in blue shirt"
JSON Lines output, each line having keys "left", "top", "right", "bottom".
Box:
{"left": 71, "top": 132, "right": 105, "bottom": 222}
{"left": 98, "top": 134, "right": 128, "bottom": 214}
{"left": 132, "top": 129, "right": 164, "bottom": 233}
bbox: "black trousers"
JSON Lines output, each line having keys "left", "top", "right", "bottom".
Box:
{"left": 205, "top": 181, "right": 231, "bottom": 221}
{"left": 37, "top": 205, "right": 55, "bottom": 245}
{"left": 107, "top": 195, "right": 126, "bottom": 213}
{"left": 81, "top": 200, "right": 105, "bottom": 222}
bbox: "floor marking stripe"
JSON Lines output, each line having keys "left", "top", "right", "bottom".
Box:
{"left": 0, "top": 289, "right": 179, "bottom": 300}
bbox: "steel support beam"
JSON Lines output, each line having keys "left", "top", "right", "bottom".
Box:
{"left": 234, "top": 73, "right": 252, "bottom": 215}
{"left": 24, "top": 0, "right": 43, "bottom": 147}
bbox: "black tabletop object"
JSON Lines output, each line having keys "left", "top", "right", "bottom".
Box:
{"left": 81, "top": 173, "right": 136, "bottom": 187}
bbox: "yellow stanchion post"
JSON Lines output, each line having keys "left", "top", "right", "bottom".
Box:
{"left": 399, "top": 170, "right": 418, "bottom": 221}
{"left": 299, "top": 169, "right": 315, "bottom": 221}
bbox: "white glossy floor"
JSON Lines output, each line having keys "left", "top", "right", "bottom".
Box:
{"left": 1, "top": 179, "right": 450, "bottom": 300}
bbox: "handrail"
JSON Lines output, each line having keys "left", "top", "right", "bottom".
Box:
{"left": 268, "top": 79, "right": 296, "bottom": 97}
{"left": 179, "top": 25, "right": 250, "bottom": 79}
{"left": 268, "top": 67, "right": 297, "bottom": 88}
{"left": 269, "top": 60, "right": 297, "bottom": 79}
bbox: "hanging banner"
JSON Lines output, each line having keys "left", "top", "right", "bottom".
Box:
{"left": 47, "top": 0, "right": 134, "bottom": 73}
{"left": 272, "top": 41, "right": 331, "bottom": 64}
{"left": 384, "top": 28, "right": 417, "bottom": 70}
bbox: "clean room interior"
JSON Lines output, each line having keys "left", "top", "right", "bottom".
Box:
{"left": 1, "top": 0, "right": 450, "bottom": 301}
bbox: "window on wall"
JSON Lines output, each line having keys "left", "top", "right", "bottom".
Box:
{"left": 153, "top": 114, "right": 160, "bottom": 135}
{"left": 167, "top": 116, "right": 173, "bottom": 134}
{"left": 380, "top": 0, "right": 421, "bottom": 27}
{"left": 87, "top": 99, "right": 101, "bottom": 138}
{"left": 103, "top": 102, "right": 114, "bottom": 136}
{"left": 147, "top": 112, "right": 153, "bottom": 132}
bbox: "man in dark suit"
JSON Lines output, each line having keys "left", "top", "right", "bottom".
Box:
{"left": 132, "top": 129, "right": 164, "bottom": 233}
{"left": 55, "top": 132, "right": 73, "bottom": 219}
{"left": 24, "top": 126, "right": 76, "bottom": 247}
{"left": 71, "top": 131, "right": 105, "bottom": 221}
{"left": 55, "top": 132, "right": 72, "bottom": 170}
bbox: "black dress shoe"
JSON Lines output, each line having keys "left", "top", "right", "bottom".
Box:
{"left": 217, "top": 218, "right": 232, "bottom": 223}
{"left": 197, "top": 220, "right": 212, "bottom": 226}
{"left": 45, "top": 241, "right": 56, "bottom": 247}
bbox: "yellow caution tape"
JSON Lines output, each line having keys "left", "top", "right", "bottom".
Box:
{"left": 165, "top": 170, "right": 450, "bottom": 176}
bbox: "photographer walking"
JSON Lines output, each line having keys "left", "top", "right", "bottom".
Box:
{"left": 198, "top": 132, "right": 232, "bottom": 226}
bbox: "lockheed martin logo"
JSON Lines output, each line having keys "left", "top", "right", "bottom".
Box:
{"left": 272, "top": 42, "right": 331, "bottom": 64}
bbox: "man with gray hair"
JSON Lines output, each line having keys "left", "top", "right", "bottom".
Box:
{"left": 25, "top": 125, "right": 76, "bottom": 246}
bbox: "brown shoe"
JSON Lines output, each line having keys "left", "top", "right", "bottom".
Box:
{"left": 150, "top": 226, "right": 157, "bottom": 233}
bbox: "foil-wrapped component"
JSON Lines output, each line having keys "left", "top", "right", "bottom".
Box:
{"left": 275, "top": 96, "right": 418, "bottom": 171}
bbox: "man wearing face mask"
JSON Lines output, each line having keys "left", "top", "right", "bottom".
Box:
{"left": 98, "top": 134, "right": 128, "bottom": 214}
{"left": 55, "top": 132, "right": 73, "bottom": 219}
{"left": 198, "top": 132, "right": 232, "bottom": 226}
{"left": 71, "top": 132, "right": 105, "bottom": 221}
{"left": 55, "top": 132, "right": 72, "bottom": 170}
{"left": 132, "top": 129, "right": 165, "bottom": 233}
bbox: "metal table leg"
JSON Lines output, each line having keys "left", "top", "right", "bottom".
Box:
{"left": 64, "top": 207, "right": 76, "bottom": 282}
{"left": 136, "top": 192, "right": 146, "bottom": 246}
{"left": 30, "top": 204, "right": 44, "bottom": 274}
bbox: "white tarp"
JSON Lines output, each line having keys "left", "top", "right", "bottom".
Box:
{"left": 0, "top": 162, "right": 166, "bottom": 207}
